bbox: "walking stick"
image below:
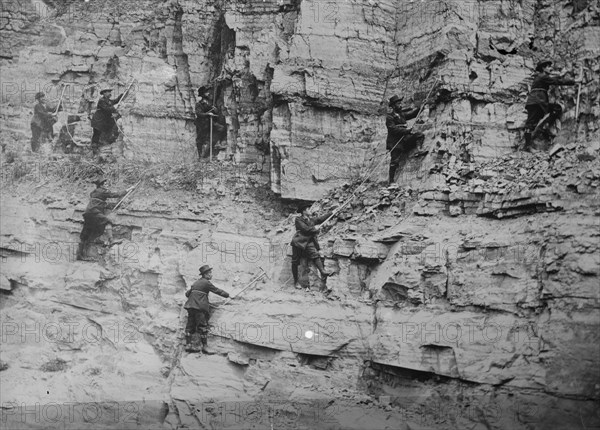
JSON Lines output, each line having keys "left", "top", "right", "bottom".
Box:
{"left": 112, "top": 179, "right": 141, "bottom": 212}
{"left": 575, "top": 63, "right": 583, "bottom": 120}
{"left": 209, "top": 83, "right": 219, "bottom": 162}
{"left": 209, "top": 115, "right": 213, "bottom": 161}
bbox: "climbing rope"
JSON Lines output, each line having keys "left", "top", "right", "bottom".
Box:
{"left": 320, "top": 77, "right": 440, "bottom": 226}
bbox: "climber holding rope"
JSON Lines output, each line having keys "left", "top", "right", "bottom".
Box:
{"left": 90, "top": 79, "right": 135, "bottom": 156}
{"left": 386, "top": 95, "right": 426, "bottom": 184}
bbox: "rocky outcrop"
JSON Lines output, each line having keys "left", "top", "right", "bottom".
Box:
{"left": 4, "top": 0, "right": 596, "bottom": 198}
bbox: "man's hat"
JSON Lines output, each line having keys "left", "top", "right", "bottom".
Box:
{"left": 198, "top": 86, "right": 210, "bottom": 96}
{"left": 389, "top": 95, "right": 403, "bottom": 106}
{"left": 199, "top": 264, "right": 213, "bottom": 275}
{"left": 535, "top": 60, "right": 552, "bottom": 72}
{"left": 100, "top": 88, "right": 113, "bottom": 95}
{"left": 35, "top": 92, "right": 45, "bottom": 100}
{"left": 297, "top": 203, "right": 312, "bottom": 213}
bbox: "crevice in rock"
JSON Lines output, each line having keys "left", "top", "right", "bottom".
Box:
{"left": 297, "top": 353, "right": 332, "bottom": 370}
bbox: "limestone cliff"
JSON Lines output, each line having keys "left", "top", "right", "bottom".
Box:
{"left": 1, "top": 0, "right": 599, "bottom": 429}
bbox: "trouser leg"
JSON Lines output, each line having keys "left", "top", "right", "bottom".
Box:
{"left": 91, "top": 128, "right": 102, "bottom": 154}
{"left": 196, "top": 310, "right": 210, "bottom": 350}
{"left": 524, "top": 105, "right": 546, "bottom": 148}
{"left": 76, "top": 242, "right": 86, "bottom": 260}
{"left": 77, "top": 218, "right": 93, "bottom": 260}
{"left": 291, "top": 246, "right": 301, "bottom": 285}
{"left": 185, "top": 309, "right": 201, "bottom": 351}
{"left": 31, "top": 124, "right": 41, "bottom": 152}
{"left": 525, "top": 105, "right": 546, "bottom": 131}
{"left": 404, "top": 132, "right": 424, "bottom": 151}
{"left": 185, "top": 310, "right": 197, "bottom": 341}
{"left": 548, "top": 103, "right": 563, "bottom": 124}
{"left": 104, "top": 223, "right": 114, "bottom": 244}
{"left": 389, "top": 147, "right": 402, "bottom": 183}
{"left": 314, "top": 257, "right": 328, "bottom": 278}
{"left": 196, "top": 125, "right": 208, "bottom": 159}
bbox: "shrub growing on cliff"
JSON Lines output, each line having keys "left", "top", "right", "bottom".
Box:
{"left": 4, "top": 151, "right": 17, "bottom": 164}
{"left": 40, "top": 358, "right": 68, "bottom": 372}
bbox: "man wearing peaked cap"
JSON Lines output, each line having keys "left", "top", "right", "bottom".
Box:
{"left": 76, "top": 176, "right": 133, "bottom": 261}
{"left": 523, "top": 59, "right": 579, "bottom": 149}
{"left": 90, "top": 86, "right": 125, "bottom": 156}
{"left": 388, "top": 95, "right": 403, "bottom": 106}
{"left": 535, "top": 60, "right": 553, "bottom": 72}
{"left": 183, "top": 265, "right": 231, "bottom": 354}
{"left": 290, "top": 204, "right": 335, "bottom": 291}
{"left": 386, "top": 94, "right": 425, "bottom": 184}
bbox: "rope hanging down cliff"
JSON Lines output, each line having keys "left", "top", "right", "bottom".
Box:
{"left": 320, "top": 78, "right": 440, "bottom": 227}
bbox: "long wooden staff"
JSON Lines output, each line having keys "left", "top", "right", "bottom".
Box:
{"left": 115, "top": 78, "right": 136, "bottom": 109}
{"left": 112, "top": 179, "right": 141, "bottom": 212}
{"left": 575, "top": 63, "right": 584, "bottom": 120}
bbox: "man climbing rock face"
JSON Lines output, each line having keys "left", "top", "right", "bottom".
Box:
{"left": 386, "top": 95, "right": 425, "bottom": 184}
{"left": 524, "top": 60, "right": 578, "bottom": 148}
{"left": 91, "top": 88, "right": 124, "bottom": 156}
{"left": 76, "top": 177, "right": 131, "bottom": 261}
{"left": 184, "top": 265, "right": 231, "bottom": 354}
{"left": 290, "top": 204, "right": 334, "bottom": 291}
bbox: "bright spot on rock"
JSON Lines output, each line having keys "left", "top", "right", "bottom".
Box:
{"left": 305, "top": 330, "right": 314, "bottom": 339}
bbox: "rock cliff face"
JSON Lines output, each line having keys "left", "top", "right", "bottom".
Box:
{"left": 1, "top": 0, "right": 599, "bottom": 429}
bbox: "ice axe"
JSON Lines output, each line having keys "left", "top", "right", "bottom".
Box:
{"left": 114, "top": 78, "right": 137, "bottom": 109}
{"left": 112, "top": 179, "right": 142, "bottom": 212}
{"left": 213, "top": 267, "right": 268, "bottom": 308}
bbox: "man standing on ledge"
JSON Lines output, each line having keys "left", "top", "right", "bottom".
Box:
{"left": 184, "top": 265, "right": 231, "bottom": 354}
{"left": 91, "top": 88, "right": 124, "bottom": 156}
{"left": 290, "top": 204, "right": 334, "bottom": 291}
{"left": 30, "top": 92, "right": 57, "bottom": 152}
{"left": 195, "top": 86, "right": 225, "bottom": 159}
{"left": 523, "top": 60, "right": 578, "bottom": 149}
{"left": 386, "top": 95, "right": 424, "bottom": 184}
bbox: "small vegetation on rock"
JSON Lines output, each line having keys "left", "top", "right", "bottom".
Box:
{"left": 40, "top": 358, "right": 68, "bottom": 372}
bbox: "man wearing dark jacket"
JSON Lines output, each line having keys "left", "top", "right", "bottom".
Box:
{"left": 91, "top": 88, "right": 124, "bottom": 155}
{"left": 30, "top": 92, "right": 57, "bottom": 152}
{"left": 76, "top": 177, "right": 131, "bottom": 261}
{"left": 524, "top": 60, "right": 578, "bottom": 148}
{"left": 184, "top": 265, "right": 231, "bottom": 353}
{"left": 195, "top": 86, "right": 225, "bottom": 159}
{"left": 386, "top": 95, "right": 424, "bottom": 184}
{"left": 290, "top": 204, "right": 334, "bottom": 291}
